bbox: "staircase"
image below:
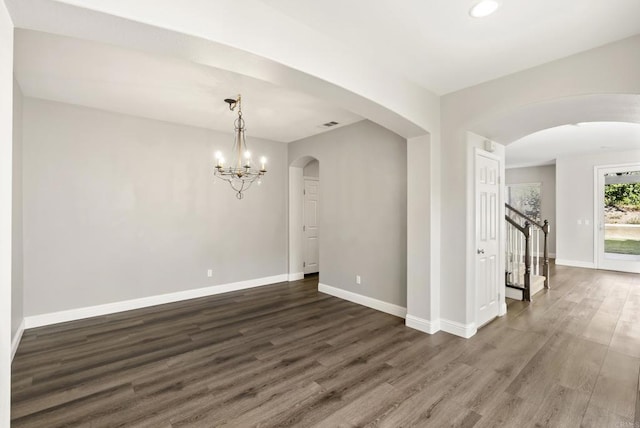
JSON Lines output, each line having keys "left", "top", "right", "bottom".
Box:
{"left": 505, "top": 204, "right": 550, "bottom": 301}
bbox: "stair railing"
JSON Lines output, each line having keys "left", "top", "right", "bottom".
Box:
{"left": 505, "top": 203, "right": 550, "bottom": 301}
{"left": 505, "top": 216, "right": 531, "bottom": 300}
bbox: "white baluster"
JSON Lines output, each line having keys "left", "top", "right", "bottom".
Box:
{"left": 535, "top": 228, "right": 540, "bottom": 276}
{"left": 506, "top": 225, "right": 510, "bottom": 283}
{"left": 529, "top": 226, "right": 533, "bottom": 280}
{"left": 517, "top": 230, "right": 522, "bottom": 285}
{"left": 511, "top": 225, "right": 515, "bottom": 280}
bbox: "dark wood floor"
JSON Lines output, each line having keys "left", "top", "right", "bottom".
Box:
{"left": 11, "top": 266, "right": 640, "bottom": 427}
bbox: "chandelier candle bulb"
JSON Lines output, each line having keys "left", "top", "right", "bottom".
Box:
{"left": 260, "top": 157, "right": 267, "bottom": 171}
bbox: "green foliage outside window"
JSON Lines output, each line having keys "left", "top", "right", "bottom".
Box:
{"left": 604, "top": 183, "right": 640, "bottom": 209}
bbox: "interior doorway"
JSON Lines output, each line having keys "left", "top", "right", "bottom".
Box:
{"left": 288, "top": 156, "right": 320, "bottom": 281}
{"left": 595, "top": 164, "right": 640, "bottom": 273}
{"left": 303, "top": 161, "right": 320, "bottom": 274}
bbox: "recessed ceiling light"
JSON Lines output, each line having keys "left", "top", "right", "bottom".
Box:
{"left": 469, "top": 0, "right": 500, "bottom": 18}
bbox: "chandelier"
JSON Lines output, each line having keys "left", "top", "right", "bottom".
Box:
{"left": 214, "top": 95, "right": 267, "bottom": 199}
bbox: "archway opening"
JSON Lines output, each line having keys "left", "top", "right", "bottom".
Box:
{"left": 468, "top": 94, "right": 640, "bottom": 313}
{"left": 288, "top": 156, "right": 320, "bottom": 283}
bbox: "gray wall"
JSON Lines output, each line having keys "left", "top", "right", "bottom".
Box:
{"left": 289, "top": 120, "right": 407, "bottom": 307}
{"left": 505, "top": 165, "right": 556, "bottom": 256}
{"left": 22, "top": 98, "right": 288, "bottom": 317}
{"left": 303, "top": 159, "right": 319, "bottom": 178}
{"left": 556, "top": 149, "right": 640, "bottom": 265}
{"left": 11, "top": 78, "right": 23, "bottom": 339}
{"left": 1, "top": 3, "right": 13, "bottom": 421}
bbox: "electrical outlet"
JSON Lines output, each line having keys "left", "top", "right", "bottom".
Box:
{"left": 207, "top": 269, "right": 213, "bottom": 277}
{"left": 356, "top": 275, "right": 361, "bottom": 285}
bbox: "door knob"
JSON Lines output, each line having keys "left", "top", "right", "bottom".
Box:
{"left": 477, "top": 249, "right": 485, "bottom": 254}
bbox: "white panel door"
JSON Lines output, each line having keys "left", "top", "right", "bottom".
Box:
{"left": 476, "top": 152, "right": 501, "bottom": 327}
{"left": 304, "top": 179, "right": 319, "bottom": 274}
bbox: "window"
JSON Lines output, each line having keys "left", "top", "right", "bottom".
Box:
{"left": 603, "top": 170, "right": 640, "bottom": 256}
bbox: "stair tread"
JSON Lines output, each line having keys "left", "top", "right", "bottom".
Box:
{"left": 531, "top": 275, "right": 546, "bottom": 295}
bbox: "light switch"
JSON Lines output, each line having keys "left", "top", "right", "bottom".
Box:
{"left": 577, "top": 219, "right": 582, "bottom": 225}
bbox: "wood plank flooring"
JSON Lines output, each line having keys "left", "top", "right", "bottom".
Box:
{"left": 11, "top": 264, "right": 640, "bottom": 427}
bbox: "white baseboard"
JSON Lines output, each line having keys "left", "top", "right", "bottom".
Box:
{"left": 24, "top": 274, "right": 288, "bottom": 329}
{"left": 499, "top": 302, "right": 507, "bottom": 316}
{"left": 405, "top": 314, "right": 440, "bottom": 334}
{"left": 288, "top": 272, "right": 304, "bottom": 281}
{"left": 317, "top": 284, "right": 479, "bottom": 339}
{"left": 11, "top": 319, "right": 25, "bottom": 361}
{"left": 555, "top": 259, "right": 595, "bottom": 269}
{"left": 440, "top": 319, "right": 477, "bottom": 339}
{"left": 318, "top": 283, "right": 407, "bottom": 319}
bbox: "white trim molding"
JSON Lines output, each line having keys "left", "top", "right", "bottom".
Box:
{"left": 499, "top": 302, "right": 508, "bottom": 317}
{"left": 24, "top": 274, "right": 288, "bottom": 329}
{"left": 405, "top": 314, "right": 440, "bottom": 334}
{"left": 11, "top": 319, "right": 25, "bottom": 362}
{"left": 318, "top": 283, "right": 407, "bottom": 319}
{"left": 440, "top": 319, "right": 477, "bottom": 339}
{"left": 555, "top": 259, "right": 595, "bottom": 269}
{"left": 288, "top": 272, "right": 304, "bottom": 281}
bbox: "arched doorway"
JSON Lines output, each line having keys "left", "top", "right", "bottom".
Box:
{"left": 467, "top": 94, "right": 640, "bottom": 317}
{"left": 288, "top": 156, "right": 320, "bottom": 282}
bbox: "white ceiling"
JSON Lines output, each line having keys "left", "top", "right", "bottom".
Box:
{"left": 266, "top": 0, "right": 640, "bottom": 94}
{"left": 9, "top": 0, "right": 640, "bottom": 144}
{"left": 13, "top": 29, "right": 363, "bottom": 143}
{"left": 506, "top": 122, "right": 640, "bottom": 168}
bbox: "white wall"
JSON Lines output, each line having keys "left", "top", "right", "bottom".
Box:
{"left": 22, "top": 98, "right": 288, "bottom": 317}
{"left": 11, "top": 78, "right": 23, "bottom": 341}
{"left": 303, "top": 159, "right": 319, "bottom": 178}
{"left": 505, "top": 165, "right": 556, "bottom": 256}
{"left": 0, "top": 0, "right": 14, "bottom": 423}
{"left": 289, "top": 120, "right": 407, "bottom": 308}
{"left": 441, "top": 35, "right": 640, "bottom": 327}
{"left": 556, "top": 150, "right": 640, "bottom": 266}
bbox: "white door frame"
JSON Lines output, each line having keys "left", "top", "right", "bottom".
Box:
{"left": 288, "top": 166, "right": 305, "bottom": 281}
{"left": 593, "top": 162, "right": 640, "bottom": 273}
{"left": 473, "top": 148, "right": 506, "bottom": 329}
